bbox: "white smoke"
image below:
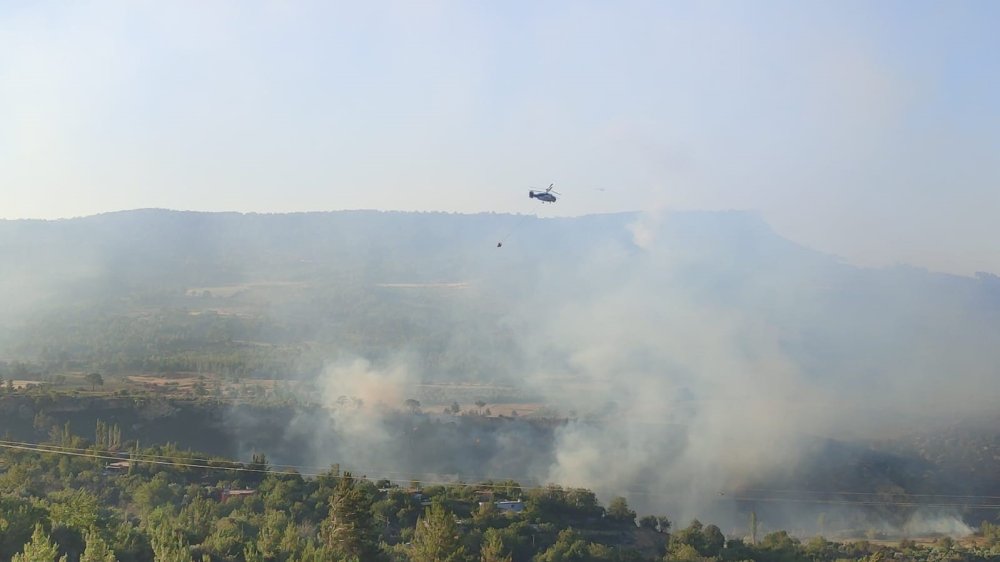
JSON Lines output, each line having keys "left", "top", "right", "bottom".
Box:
{"left": 308, "top": 356, "right": 418, "bottom": 473}
{"left": 901, "top": 512, "right": 973, "bottom": 538}
{"left": 319, "top": 356, "right": 414, "bottom": 412}
{"left": 497, "top": 209, "right": 1000, "bottom": 526}
{"left": 517, "top": 231, "right": 820, "bottom": 519}
{"left": 627, "top": 212, "right": 659, "bottom": 250}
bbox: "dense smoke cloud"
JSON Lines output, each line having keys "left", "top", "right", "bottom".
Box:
{"left": 208, "top": 207, "right": 1000, "bottom": 536}
{"left": 288, "top": 353, "right": 558, "bottom": 486}
{"left": 514, "top": 211, "right": 999, "bottom": 534}
{"left": 3, "top": 209, "right": 999, "bottom": 537}
{"left": 500, "top": 212, "right": 817, "bottom": 522}
{"left": 314, "top": 356, "right": 417, "bottom": 473}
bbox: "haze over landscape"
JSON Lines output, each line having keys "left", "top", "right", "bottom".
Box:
{"left": 4, "top": 210, "right": 1000, "bottom": 529}
{"left": 2, "top": 2, "right": 1000, "bottom": 561}
{"left": 3, "top": 1, "right": 1000, "bottom": 273}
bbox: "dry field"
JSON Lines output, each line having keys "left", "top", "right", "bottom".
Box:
{"left": 185, "top": 281, "right": 309, "bottom": 298}
{"left": 10, "top": 380, "right": 48, "bottom": 390}
{"left": 127, "top": 374, "right": 204, "bottom": 391}
{"left": 125, "top": 374, "right": 292, "bottom": 396}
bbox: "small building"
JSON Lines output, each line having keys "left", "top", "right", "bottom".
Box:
{"left": 103, "top": 461, "right": 131, "bottom": 475}
{"left": 495, "top": 500, "right": 525, "bottom": 513}
{"left": 221, "top": 488, "right": 256, "bottom": 502}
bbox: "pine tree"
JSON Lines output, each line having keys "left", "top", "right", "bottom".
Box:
{"left": 480, "top": 528, "right": 511, "bottom": 562}
{"left": 12, "top": 524, "right": 68, "bottom": 562}
{"left": 410, "top": 503, "right": 468, "bottom": 562}
{"left": 81, "top": 531, "right": 117, "bottom": 562}
{"left": 319, "top": 472, "right": 382, "bottom": 561}
{"left": 243, "top": 542, "right": 264, "bottom": 562}
{"left": 279, "top": 521, "right": 301, "bottom": 557}
{"left": 149, "top": 523, "right": 194, "bottom": 562}
{"left": 256, "top": 510, "right": 293, "bottom": 560}
{"left": 297, "top": 540, "right": 342, "bottom": 562}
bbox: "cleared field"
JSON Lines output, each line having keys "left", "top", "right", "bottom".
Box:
{"left": 186, "top": 308, "right": 255, "bottom": 317}
{"left": 10, "top": 380, "right": 48, "bottom": 390}
{"left": 185, "top": 281, "right": 310, "bottom": 298}
{"left": 128, "top": 374, "right": 286, "bottom": 386}
{"left": 475, "top": 402, "right": 541, "bottom": 417}
{"left": 376, "top": 282, "right": 469, "bottom": 289}
{"left": 127, "top": 374, "right": 203, "bottom": 389}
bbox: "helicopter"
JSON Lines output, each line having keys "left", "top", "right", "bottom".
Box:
{"left": 529, "top": 184, "right": 560, "bottom": 203}
{"left": 498, "top": 183, "right": 561, "bottom": 248}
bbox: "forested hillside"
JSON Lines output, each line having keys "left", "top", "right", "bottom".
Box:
{"left": 4, "top": 428, "right": 1000, "bottom": 562}
{"left": 3, "top": 209, "right": 999, "bottom": 388}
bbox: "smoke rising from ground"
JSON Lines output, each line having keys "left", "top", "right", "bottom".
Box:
{"left": 259, "top": 209, "right": 1000, "bottom": 536}
{"left": 497, "top": 212, "right": 819, "bottom": 523}
{"left": 497, "top": 210, "right": 1000, "bottom": 530}
{"left": 314, "top": 356, "right": 417, "bottom": 473}
{"left": 3, "top": 209, "right": 999, "bottom": 537}
{"left": 285, "top": 353, "right": 558, "bottom": 485}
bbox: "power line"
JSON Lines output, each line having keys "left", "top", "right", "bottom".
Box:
{"left": 0, "top": 440, "right": 548, "bottom": 490}
{"left": 0, "top": 441, "right": 301, "bottom": 476}
{"left": 732, "top": 487, "right": 1000, "bottom": 501}
{"left": 0, "top": 439, "right": 535, "bottom": 483}
{"left": 720, "top": 495, "right": 1000, "bottom": 510}
{"left": 4, "top": 439, "right": 1000, "bottom": 510}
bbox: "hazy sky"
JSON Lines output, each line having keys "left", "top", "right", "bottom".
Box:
{"left": 2, "top": 1, "right": 998, "bottom": 274}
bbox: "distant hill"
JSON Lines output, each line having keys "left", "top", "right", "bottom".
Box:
{"left": 2, "top": 208, "right": 1000, "bottom": 394}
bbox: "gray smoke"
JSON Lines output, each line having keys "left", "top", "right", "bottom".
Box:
{"left": 262, "top": 208, "right": 1000, "bottom": 537}
{"left": 525, "top": 211, "right": 996, "bottom": 534}
{"left": 3, "top": 209, "right": 997, "bottom": 537}
{"left": 262, "top": 209, "right": 1000, "bottom": 539}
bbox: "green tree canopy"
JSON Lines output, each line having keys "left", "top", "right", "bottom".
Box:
{"left": 12, "top": 524, "right": 68, "bottom": 562}
{"left": 86, "top": 372, "right": 104, "bottom": 390}
{"left": 319, "top": 472, "right": 382, "bottom": 561}
{"left": 480, "top": 528, "right": 512, "bottom": 562}
{"left": 606, "top": 496, "right": 636, "bottom": 525}
{"left": 410, "top": 502, "right": 469, "bottom": 562}
{"left": 80, "top": 531, "right": 117, "bottom": 562}
{"left": 535, "top": 528, "right": 615, "bottom": 562}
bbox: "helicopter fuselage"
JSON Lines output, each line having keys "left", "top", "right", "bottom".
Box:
{"left": 529, "top": 191, "right": 556, "bottom": 203}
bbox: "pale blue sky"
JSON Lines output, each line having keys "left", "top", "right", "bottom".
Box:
{"left": 2, "top": 1, "right": 998, "bottom": 273}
